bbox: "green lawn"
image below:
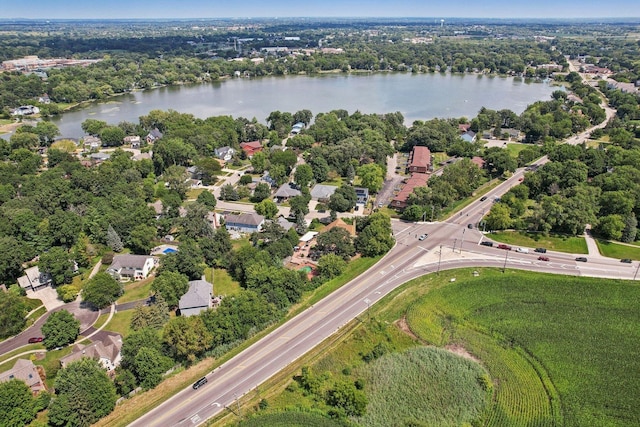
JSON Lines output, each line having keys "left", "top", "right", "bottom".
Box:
{"left": 406, "top": 269, "right": 640, "bottom": 427}
{"left": 96, "top": 310, "right": 135, "bottom": 337}
{"left": 488, "top": 230, "right": 587, "bottom": 253}
{"left": 503, "top": 142, "right": 529, "bottom": 158}
{"left": 117, "top": 277, "right": 153, "bottom": 303}
{"left": 595, "top": 239, "right": 640, "bottom": 260}
{"left": 431, "top": 152, "right": 449, "bottom": 165}
{"left": 209, "top": 268, "right": 241, "bottom": 296}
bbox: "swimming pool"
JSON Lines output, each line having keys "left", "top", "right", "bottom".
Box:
{"left": 163, "top": 248, "right": 177, "bottom": 254}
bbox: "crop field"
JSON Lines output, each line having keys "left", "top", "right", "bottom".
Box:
{"left": 356, "top": 346, "right": 490, "bottom": 427}
{"left": 406, "top": 269, "right": 640, "bottom": 426}
{"left": 237, "top": 411, "right": 346, "bottom": 427}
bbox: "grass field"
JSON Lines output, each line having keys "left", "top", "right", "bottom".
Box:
{"left": 595, "top": 239, "right": 640, "bottom": 260}
{"left": 210, "top": 268, "right": 241, "bottom": 296}
{"left": 238, "top": 411, "right": 347, "bottom": 427}
{"left": 503, "top": 142, "right": 530, "bottom": 157}
{"left": 405, "top": 269, "right": 640, "bottom": 427}
{"left": 117, "top": 276, "right": 153, "bottom": 303}
{"left": 487, "top": 230, "right": 588, "bottom": 253}
{"left": 96, "top": 310, "right": 134, "bottom": 337}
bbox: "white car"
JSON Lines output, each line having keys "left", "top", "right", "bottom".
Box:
{"left": 419, "top": 234, "right": 427, "bottom": 241}
{"left": 515, "top": 247, "right": 529, "bottom": 254}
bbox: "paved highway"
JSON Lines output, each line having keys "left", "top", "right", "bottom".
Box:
{"left": 130, "top": 170, "right": 634, "bottom": 427}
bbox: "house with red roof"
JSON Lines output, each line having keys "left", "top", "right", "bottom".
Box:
{"left": 408, "top": 146, "right": 431, "bottom": 174}
{"left": 240, "top": 140, "right": 263, "bottom": 158}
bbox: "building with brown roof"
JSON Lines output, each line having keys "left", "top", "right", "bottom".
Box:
{"left": 0, "top": 359, "right": 45, "bottom": 394}
{"left": 390, "top": 173, "right": 430, "bottom": 210}
{"left": 322, "top": 218, "right": 356, "bottom": 236}
{"left": 60, "top": 334, "right": 123, "bottom": 371}
{"left": 408, "top": 146, "right": 431, "bottom": 174}
{"left": 239, "top": 140, "right": 263, "bottom": 158}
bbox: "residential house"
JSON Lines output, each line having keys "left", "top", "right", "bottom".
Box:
{"left": 178, "top": 277, "right": 213, "bottom": 317}
{"left": 214, "top": 146, "right": 236, "bottom": 162}
{"left": 355, "top": 187, "right": 369, "bottom": 204}
{"left": 407, "top": 146, "right": 431, "bottom": 174}
{"left": 60, "top": 334, "right": 123, "bottom": 371}
{"left": 461, "top": 130, "right": 477, "bottom": 143}
{"left": 310, "top": 184, "right": 338, "bottom": 202}
{"left": 107, "top": 254, "right": 156, "bottom": 280}
{"left": 83, "top": 135, "right": 102, "bottom": 151}
{"left": 38, "top": 94, "right": 51, "bottom": 104}
{"left": 274, "top": 183, "right": 301, "bottom": 202}
{"left": 322, "top": 218, "right": 356, "bottom": 237}
{"left": 17, "top": 266, "right": 52, "bottom": 292}
{"left": 89, "top": 152, "right": 111, "bottom": 163}
{"left": 291, "top": 122, "right": 305, "bottom": 135}
{"left": 11, "top": 105, "right": 40, "bottom": 116}
{"left": 0, "top": 359, "right": 45, "bottom": 393}
{"left": 224, "top": 212, "right": 265, "bottom": 233}
{"left": 261, "top": 171, "right": 277, "bottom": 187}
{"left": 146, "top": 128, "right": 163, "bottom": 144}
{"left": 240, "top": 140, "right": 263, "bottom": 158}
{"left": 298, "top": 231, "right": 319, "bottom": 248}
{"left": 276, "top": 215, "right": 295, "bottom": 231}
{"left": 124, "top": 135, "right": 141, "bottom": 148}
{"left": 390, "top": 173, "right": 430, "bottom": 210}
{"left": 471, "top": 156, "right": 486, "bottom": 169}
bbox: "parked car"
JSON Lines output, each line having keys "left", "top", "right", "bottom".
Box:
{"left": 575, "top": 257, "right": 588, "bottom": 262}
{"left": 621, "top": 258, "right": 632, "bottom": 263}
{"left": 538, "top": 256, "right": 550, "bottom": 261}
{"left": 480, "top": 241, "right": 494, "bottom": 247}
{"left": 480, "top": 196, "right": 488, "bottom": 201}
{"left": 534, "top": 248, "right": 547, "bottom": 253}
{"left": 419, "top": 234, "right": 427, "bottom": 241}
{"left": 193, "top": 377, "right": 208, "bottom": 390}
{"left": 515, "top": 247, "right": 529, "bottom": 254}
{"left": 467, "top": 223, "right": 474, "bottom": 229}
{"left": 497, "top": 244, "right": 511, "bottom": 250}
{"left": 28, "top": 337, "right": 43, "bottom": 344}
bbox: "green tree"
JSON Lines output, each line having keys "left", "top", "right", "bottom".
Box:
{"left": 595, "top": 214, "right": 625, "bottom": 241}
{"left": 326, "top": 380, "right": 368, "bottom": 417}
{"left": 106, "top": 225, "right": 124, "bottom": 252}
{"left": 357, "top": 163, "right": 385, "bottom": 193}
{"left": 158, "top": 239, "right": 204, "bottom": 280}
{"left": 128, "top": 224, "right": 157, "bottom": 255}
{"left": 10, "top": 132, "right": 40, "bottom": 150}
{"left": 317, "top": 253, "right": 347, "bottom": 280}
{"left": 0, "top": 291, "right": 28, "bottom": 339}
{"left": 255, "top": 199, "right": 279, "bottom": 219}
{"left": 356, "top": 212, "right": 394, "bottom": 257}
{"left": 199, "top": 227, "right": 232, "bottom": 267}
{"left": 196, "top": 190, "right": 217, "bottom": 209}
{"left": 179, "top": 202, "right": 214, "bottom": 240}
{"left": 56, "top": 284, "right": 80, "bottom": 303}
{"left": 39, "top": 246, "right": 75, "bottom": 286}
{"left": 294, "top": 164, "right": 314, "bottom": 188}
{"left": 251, "top": 182, "right": 272, "bottom": 202}
{"left": 220, "top": 183, "right": 239, "bottom": 201}
{"left": 250, "top": 151, "right": 268, "bottom": 174}
{"left": 99, "top": 126, "right": 126, "bottom": 147}
{"left": 132, "top": 346, "right": 173, "bottom": 390}
{"left": 48, "top": 358, "right": 117, "bottom": 427}
{"left": 485, "top": 203, "right": 513, "bottom": 231}
{"left": 130, "top": 294, "right": 169, "bottom": 331}
{"left": 151, "top": 271, "right": 189, "bottom": 309}
{"left": 0, "top": 236, "right": 26, "bottom": 285}
{"left": 328, "top": 185, "right": 357, "bottom": 212}
{"left": 81, "top": 119, "right": 107, "bottom": 136}
{"left": 42, "top": 309, "right": 80, "bottom": 350}
{"left": 0, "top": 379, "right": 37, "bottom": 427}
{"left": 314, "top": 228, "right": 355, "bottom": 260}
{"left": 163, "top": 316, "right": 212, "bottom": 363}
{"left": 83, "top": 272, "right": 123, "bottom": 309}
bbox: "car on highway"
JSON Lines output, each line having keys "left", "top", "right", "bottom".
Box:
{"left": 538, "top": 256, "right": 550, "bottom": 261}
{"left": 515, "top": 247, "right": 529, "bottom": 254}
{"left": 418, "top": 234, "right": 427, "bottom": 241}
{"left": 497, "top": 244, "right": 511, "bottom": 250}
{"left": 480, "top": 196, "right": 488, "bottom": 201}
{"left": 467, "top": 223, "right": 473, "bottom": 229}
{"left": 28, "top": 337, "right": 43, "bottom": 344}
{"left": 480, "top": 241, "right": 493, "bottom": 247}
{"left": 621, "top": 258, "right": 632, "bottom": 263}
{"left": 192, "top": 377, "right": 208, "bottom": 390}
{"left": 534, "top": 247, "right": 547, "bottom": 253}
{"left": 575, "top": 257, "right": 588, "bottom": 262}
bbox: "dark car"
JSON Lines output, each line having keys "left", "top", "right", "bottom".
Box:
{"left": 480, "top": 241, "right": 493, "bottom": 247}
{"left": 497, "top": 244, "right": 511, "bottom": 250}
{"left": 28, "top": 337, "right": 43, "bottom": 344}
{"left": 575, "top": 257, "right": 588, "bottom": 262}
{"left": 538, "top": 256, "right": 550, "bottom": 262}
{"left": 193, "top": 377, "right": 208, "bottom": 390}
{"left": 467, "top": 223, "right": 474, "bottom": 229}
{"left": 534, "top": 248, "right": 547, "bottom": 253}
{"left": 480, "top": 196, "right": 488, "bottom": 202}
{"left": 621, "top": 258, "right": 632, "bottom": 263}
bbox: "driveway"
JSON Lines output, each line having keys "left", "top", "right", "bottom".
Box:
{"left": 26, "top": 287, "right": 64, "bottom": 311}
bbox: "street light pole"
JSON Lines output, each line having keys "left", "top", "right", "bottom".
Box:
{"left": 452, "top": 238, "right": 457, "bottom": 253}
{"left": 364, "top": 298, "right": 371, "bottom": 321}
{"left": 634, "top": 263, "right": 640, "bottom": 280}
{"left": 437, "top": 245, "right": 443, "bottom": 274}
{"left": 460, "top": 228, "right": 466, "bottom": 254}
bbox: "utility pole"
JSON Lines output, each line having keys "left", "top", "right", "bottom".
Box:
{"left": 234, "top": 393, "right": 241, "bottom": 418}
{"left": 437, "top": 245, "right": 443, "bottom": 274}
{"left": 452, "top": 238, "right": 457, "bottom": 253}
{"left": 460, "top": 228, "right": 466, "bottom": 254}
{"left": 634, "top": 263, "right": 640, "bottom": 280}
{"left": 364, "top": 298, "right": 371, "bottom": 321}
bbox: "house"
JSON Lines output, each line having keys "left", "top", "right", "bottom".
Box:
{"left": 17, "top": 266, "right": 52, "bottom": 292}
{"left": 224, "top": 212, "right": 265, "bottom": 233}
{"left": 458, "top": 123, "right": 471, "bottom": 133}
{"left": 11, "top": 105, "right": 40, "bottom": 116}
{"left": 274, "top": 183, "right": 301, "bottom": 202}
{"left": 0, "top": 359, "right": 45, "bottom": 393}
{"left": 276, "top": 215, "right": 295, "bottom": 231}
{"left": 240, "top": 140, "right": 263, "bottom": 158}
{"left": 355, "top": 187, "right": 369, "bottom": 204}
{"left": 298, "top": 231, "right": 319, "bottom": 248}
{"left": 322, "top": 218, "right": 356, "bottom": 237}
{"left": 291, "top": 122, "right": 305, "bottom": 135}
{"left": 38, "top": 94, "right": 51, "bottom": 104}
{"left": 146, "top": 128, "right": 163, "bottom": 144}
{"left": 83, "top": 135, "right": 102, "bottom": 150}
{"left": 124, "top": 135, "right": 141, "bottom": 148}
{"left": 390, "top": 173, "right": 430, "bottom": 210}
{"left": 178, "top": 277, "right": 213, "bottom": 317}
{"left": 107, "top": 254, "right": 156, "bottom": 280}
{"left": 186, "top": 166, "right": 202, "bottom": 180}
{"left": 461, "top": 130, "right": 477, "bottom": 143}
{"left": 89, "top": 152, "right": 111, "bottom": 163}
{"left": 261, "top": 171, "right": 277, "bottom": 187}
{"left": 408, "top": 146, "right": 431, "bottom": 174}
{"left": 214, "top": 146, "right": 236, "bottom": 162}
{"left": 60, "top": 334, "right": 123, "bottom": 371}
{"left": 310, "top": 184, "right": 339, "bottom": 202}
{"left": 471, "top": 156, "right": 486, "bottom": 169}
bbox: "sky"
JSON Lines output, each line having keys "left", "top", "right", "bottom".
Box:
{"left": 2, "top": 0, "right": 640, "bottom": 20}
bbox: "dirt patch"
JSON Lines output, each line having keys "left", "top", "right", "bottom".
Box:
{"left": 394, "top": 316, "right": 425, "bottom": 343}
{"left": 445, "top": 344, "right": 481, "bottom": 363}
{"left": 0, "top": 121, "right": 21, "bottom": 134}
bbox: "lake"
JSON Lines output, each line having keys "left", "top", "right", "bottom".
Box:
{"left": 49, "top": 72, "right": 558, "bottom": 139}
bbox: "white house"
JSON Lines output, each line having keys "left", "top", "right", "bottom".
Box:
{"left": 17, "top": 266, "right": 52, "bottom": 292}
{"left": 60, "top": 334, "right": 123, "bottom": 371}
{"left": 107, "top": 254, "right": 156, "bottom": 280}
